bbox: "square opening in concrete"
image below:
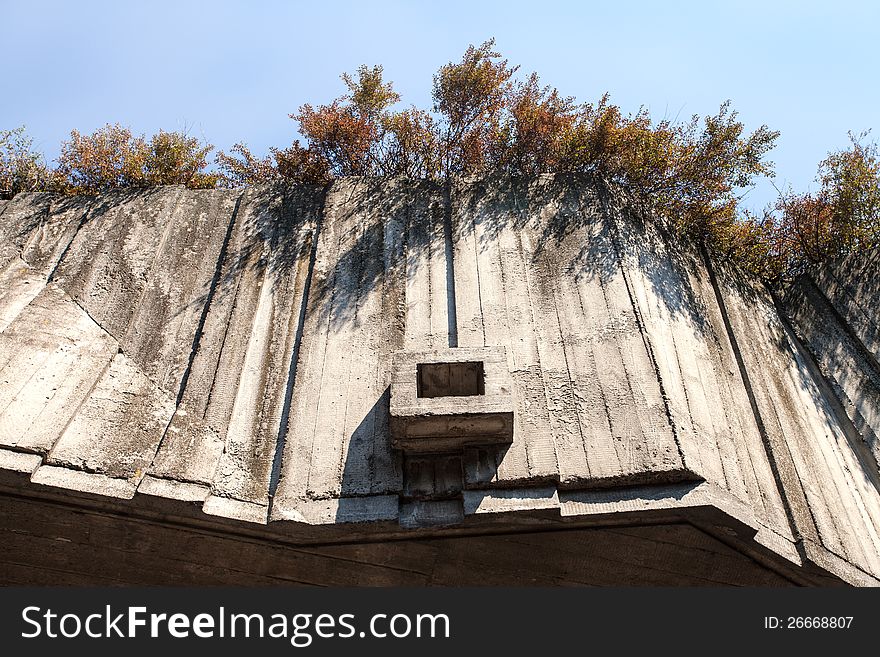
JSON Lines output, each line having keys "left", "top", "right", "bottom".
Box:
{"left": 417, "top": 361, "right": 485, "bottom": 398}
{"left": 391, "top": 346, "right": 513, "bottom": 453}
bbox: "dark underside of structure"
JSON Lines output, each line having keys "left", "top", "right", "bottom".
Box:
{"left": 0, "top": 487, "right": 822, "bottom": 586}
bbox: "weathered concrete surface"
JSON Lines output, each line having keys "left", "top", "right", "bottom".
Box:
{"left": 450, "top": 178, "right": 691, "bottom": 491}
{"left": 612, "top": 203, "right": 798, "bottom": 561}
{"left": 784, "top": 253, "right": 880, "bottom": 471}
{"left": 0, "top": 194, "right": 89, "bottom": 332}
{"left": 0, "top": 285, "right": 117, "bottom": 454}
{"left": 271, "top": 179, "right": 423, "bottom": 521}
{"left": 779, "top": 249, "right": 880, "bottom": 580}
{"left": 0, "top": 177, "right": 878, "bottom": 586}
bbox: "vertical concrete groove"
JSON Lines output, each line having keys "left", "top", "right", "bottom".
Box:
{"left": 598, "top": 188, "right": 688, "bottom": 472}
{"left": 139, "top": 191, "right": 244, "bottom": 484}
{"left": 365, "top": 203, "right": 395, "bottom": 493}
{"left": 303, "top": 181, "right": 346, "bottom": 497}
{"left": 496, "top": 201, "right": 537, "bottom": 475}
{"left": 537, "top": 245, "right": 588, "bottom": 476}
{"left": 203, "top": 248, "right": 247, "bottom": 420}
{"left": 470, "top": 201, "right": 487, "bottom": 348}
{"left": 45, "top": 199, "right": 93, "bottom": 284}
{"left": 570, "top": 253, "right": 612, "bottom": 478}
{"left": 330, "top": 210, "right": 369, "bottom": 493}
{"left": 124, "top": 188, "right": 187, "bottom": 324}
{"left": 513, "top": 228, "right": 548, "bottom": 476}
{"left": 43, "top": 348, "right": 117, "bottom": 464}
{"left": 423, "top": 204, "right": 434, "bottom": 338}
{"left": 771, "top": 289, "right": 880, "bottom": 494}
{"left": 799, "top": 274, "right": 880, "bottom": 381}
{"left": 116, "top": 188, "right": 188, "bottom": 358}
{"left": 268, "top": 188, "right": 327, "bottom": 504}
{"left": 509, "top": 183, "right": 546, "bottom": 476}
{"left": 174, "top": 192, "right": 243, "bottom": 408}
{"left": 443, "top": 182, "right": 458, "bottom": 347}
{"left": 592, "top": 260, "right": 640, "bottom": 473}
{"left": 699, "top": 244, "right": 812, "bottom": 555}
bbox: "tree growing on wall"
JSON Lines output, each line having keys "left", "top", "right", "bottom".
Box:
{"left": 0, "top": 126, "right": 52, "bottom": 199}
{"left": 55, "top": 124, "right": 217, "bottom": 195}
{"left": 771, "top": 133, "right": 880, "bottom": 277}
{"left": 3, "top": 40, "right": 878, "bottom": 287}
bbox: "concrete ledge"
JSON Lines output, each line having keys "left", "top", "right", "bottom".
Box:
{"left": 0, "top": 449, "right": 43, "bottom": 488}
{"left": 203, "top": 494, "right": 268, "bottom": 524}
{"left": 559, "top": 482, "right": 706, "bottom": 517}
{"left": 271, "top": 495, "right": 400, "bottom": 525}
{"left": 463, "top": 486, "right": 559, "bottom": 516}
{"left": 137, "top": 475, "right": 211, "bottom": 503}
{"left": 400, "top": 499, "right": 465, "bottom": 528}
{"left": 390, "top": 346, "right": 514, "bottom": 453}
{"left": 30, "top": 465, "right": 136, "bottom": 499}
{"left": 754, "top": 526, "right": 802, "bottom": 566}
{"left": 0, "top": 448, "right": 43, "bottom": 476}
{"left": 560, "top": 481, "right": 767, "bottom": 544}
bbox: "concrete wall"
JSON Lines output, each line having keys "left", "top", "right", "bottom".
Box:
{"left": 783, "top": 249, "right": 880, "bottom": 470}
{"left": 0, "top": 176, "right": 878, "bottom": 585}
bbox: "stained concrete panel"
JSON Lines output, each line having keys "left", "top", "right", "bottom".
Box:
{"left": 451, "top": 177, "right": 688, "bottom": 488}
{"left": 43, "top": 350, "right": 175, "bottom": 480}
{"left": 272, "top": 179, "right": 443, "bottom": 520}
{"left": 146, "top": 184, "right": 324, "bottom": 518}
{"left": 809, "top": 249, "right": 880, "bottom": 361}
{"left": 0, "top": 285, "right": 117, "bottom": 454}
{"left": 0, "top": 195, "right": 91, "bottom": 332}
{"left": 718, "top": 265, "right": 880, "bottom": 578}
{"left": 785, "top": 267, "right": 880, "bottom": 470}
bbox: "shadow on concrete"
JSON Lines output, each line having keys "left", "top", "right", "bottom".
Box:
{"left": 451, "top": 173, "right": 717, "bottom": 334}
{"left": 305, "top": 178, "right": 446, "bottom": 335}
{"left": 185, "top": 174, "right": 726, "bottom": 348}
{"left": 196, "top": 182, "right": 326, "bottom": 311}
{"left": 335, "top": 384, "right": 510, "bottom": 522}
{"left": 333, "top": 386, "right": 401, "bottom": 522}
{"left": 300, "top": 174, "right": 722, "bottom": 337}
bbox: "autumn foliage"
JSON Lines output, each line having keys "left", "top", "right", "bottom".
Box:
{"left": 3, "top": 39, "right": 878, "bottom": 286}
{"left": 50, "top": 124, "right": 218, "bottom": 194}
{"left": 767, "top": 134, "right": 880, "bottom": 279}
{"left": 0, "top": 126, "right": 53, "bottom": 197}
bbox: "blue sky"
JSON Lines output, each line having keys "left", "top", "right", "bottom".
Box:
{"left": 3, "top": 0, "right": 878, "bottom": 210}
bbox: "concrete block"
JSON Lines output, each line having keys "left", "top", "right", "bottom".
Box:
{"left": 0, "top": 448, "right": 43, "bottom": 485}
{"left": 390, "top": 346, "right": 514, "bottom": 453}
{"left": 31, "top": 465, "right": 136, "bottom": 499}
{"left": 272, "top": 495, "right": 400, "bottom": 525}
{"left": 463, "top": 486, "right": 560, "bottom": 516}
{"left": 399, "top": 499, "right": 465, "bottom": 528}
{"left": 403, "top": 454, "right": 463, "bottom": 498}
{"left": 137, "top": 475, "right": 210, "bottom": 503}
{"left": 202, "top": 494, "right": 268, "bottom": 524}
